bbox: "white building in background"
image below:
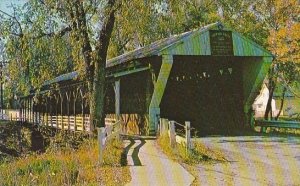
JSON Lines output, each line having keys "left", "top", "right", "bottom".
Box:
{"left": 252, "top": 84, "right": 279, "bottom": 118}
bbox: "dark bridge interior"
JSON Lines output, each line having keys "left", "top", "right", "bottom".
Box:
{"left": 160, "top": 56, "right": 245, "bottom": 135}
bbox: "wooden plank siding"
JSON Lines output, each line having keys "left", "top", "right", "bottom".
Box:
{"left": 232, "top": 32, "right": 271, "bottom": 57}
{"left": 160, "top": 31, "right": 211, "bottom": 56}
{"left": 243, "top": 57, "right": 272, "bottom": 113}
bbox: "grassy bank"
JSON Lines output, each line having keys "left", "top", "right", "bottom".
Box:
{"left": 157, "top": 133, "right": 227, "bottom": 164}
{"left": 0, "top": 121, "right": 130, "bottom": 185}
{"left": 157, "top": 133, "right": 228, "bottom": 185}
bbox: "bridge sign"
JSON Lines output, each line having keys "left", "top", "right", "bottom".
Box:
{"left": 209, "top": 30, "right": 233, "bottom": 56}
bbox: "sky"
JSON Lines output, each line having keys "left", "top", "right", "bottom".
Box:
{"left": 0, "top": 0, "right": 26, "bottom": 61}
{"left": 0, "top": 0, "right": 26, "bottom": 13}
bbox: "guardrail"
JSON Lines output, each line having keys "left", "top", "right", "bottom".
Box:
{"left": 97, "top": 119, "right": 123, "bottom": 165}
{"left": 2, "top": 112, "right": 121, "bottom": 133}
{"left": 159, "top": 118, "right": 191, "bottom": 151}
{"left": 255, "top": 119, "right": 300, "bottom": 133}
{"left": 4, "top": 113, "right": 91, "bottom": 132}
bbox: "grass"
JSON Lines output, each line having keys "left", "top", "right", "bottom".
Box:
{"left": 0, "top": 138, "right": 130, "bottom": 186}
{"left": 157, "top": 133, "right": 228, "bottom": 185}
{"left": 0, "top": 121, "right": 131, "bottom": 186}
{"left": 157, "top": 133, "right": 227, "bottom": 165}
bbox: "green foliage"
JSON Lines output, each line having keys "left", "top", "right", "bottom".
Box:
{"left": 1, "top": 1, "right": 75, "bottom": 97}
{"left": 108, "top": 0, "right": 220, "bottom": 58}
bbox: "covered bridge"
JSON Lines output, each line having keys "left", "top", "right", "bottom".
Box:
{"left": 20, "top": 22, "right": 273, "bottom": 135}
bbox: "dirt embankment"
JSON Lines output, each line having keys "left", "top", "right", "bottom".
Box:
{"left": 0, "top": 121, "right": 51, "bottom": 162}
{"left": 0, "top": 121, "right": 87, "bottom": 163}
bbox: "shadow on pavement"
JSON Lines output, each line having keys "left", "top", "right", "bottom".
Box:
{"left": 131, "top": 138, "right": 146, "bottom": 166}
{"left": 121, "top": 138, "right": 135, "bottom": 166}
{"left": 121, "top": 136, "right": 148, "bottom": 166}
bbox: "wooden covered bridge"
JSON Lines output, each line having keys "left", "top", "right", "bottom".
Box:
{"left": 19, "top": 22, "right": 273, "bottom": 135}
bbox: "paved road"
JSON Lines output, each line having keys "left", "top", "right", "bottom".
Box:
{"left": 194, "top": 135, "right": 300, "bottom": 186}
{"left": 124, "top": 137, "right": 194, "bottom": 186}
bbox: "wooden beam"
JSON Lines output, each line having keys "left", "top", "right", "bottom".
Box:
{"left": 243, "top": 56, "right": 272, "bottom": 126}
{"left": 149, "top": 55, "right": 173, "bottom": 135}
{"left": 108, "top": 66, "right": 150, "bottom": 78}
{"left": 114, "top": 80, "right": 120, "bottom": 120}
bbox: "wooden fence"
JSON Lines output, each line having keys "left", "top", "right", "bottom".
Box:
{"left": 6, "top": 112, "right": 91, "bottom": 132}
{"left": 159, "top": 118, "right": 192, "bottom": 150}
{"left": 98, "top": 119, "right": 123, "bottom": 164}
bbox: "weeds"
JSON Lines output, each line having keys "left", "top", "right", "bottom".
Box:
{"left": 0, "top": 138, "right": 130, "bottom": 185}
{"left": 0, "top": 121, "right": 130, "bottom": 185}
{"left": 157, "top": 132, "right": 227, "bottom": 165}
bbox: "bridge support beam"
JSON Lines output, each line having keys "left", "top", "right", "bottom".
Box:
{"left": 149, "top": 55, "right": 173, "bottom": 135}
{"left": 243, "top": 56, "right": 273, "bottom": 127}
{"left": 114, "top": 79, "right": 120, "bottom": 120}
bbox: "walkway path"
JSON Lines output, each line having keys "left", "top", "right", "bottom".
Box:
{"left": 124, "top": 136, "right": 194, "bottom": 186}
{"left": 194, "top": 135, "right": 300, "bottom": 186}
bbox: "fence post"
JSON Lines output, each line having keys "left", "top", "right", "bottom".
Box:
{"left": 159, "top": 118, "right": 163, "bottom": 136}
{"left": 185, "top": 121, "right": 191, "bottom": 150}
{"left": 74, "top": 116, "right": 77, "bottom": 131}
{"left": 116, "top": 121, "right": 120, "bottom": 141}
{"left": 97, "top": 127, "right": 106, "bottom": 165}
{"left": 82, "top": 115, "right": 85, "bottom": 131}
{"left": 163, "top": 119, "right": 169, "bottom": 133}
{"left": 61, "top": 115, "right": 64, "bottom": 130}
{"left": 260, "top": 126, "right": 266, "bottom": 133}
{"left": 169, "top": 121, "right": 176, "bottom": 148}
{"left": 160, "top": 118, "right": 168, "bottom": 135}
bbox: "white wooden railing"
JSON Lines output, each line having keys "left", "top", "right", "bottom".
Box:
{"left": 97, "top": 119, "right": 123, "bottom": 165}
{"left": 12, "top": 113, "right": 91, "bottom": 132}
{"left": 2, "top": 110, "right": 126, "bottom": 133}
{"left": 159, "top": 118, "right": 192, "bottom": 151}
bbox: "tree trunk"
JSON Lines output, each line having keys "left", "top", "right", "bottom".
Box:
{"left": 264, "top": 64, "right": 278, "bottom": 120}
{"left": 264, "top": 74, "right": 276, "bottom": 120}
{"left": 275, "top": 87, "right": 287, "bottom": 120}
{"left": 89, "top": 0, "right": 117, "bottom": 130}
{"left": 264, "top": 84, "right": 275, "bottom": 120}
{"left": 88, "top": 68, "right": 106, "bottom": 130}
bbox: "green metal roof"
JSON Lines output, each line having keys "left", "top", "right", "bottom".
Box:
{"left": 106, "top": 22, "right": 217, "bottom": 67}
{"left": 43, "top": 71, "right": 78, "bottom": 86}
{"left": 107, "top": 22, "right": 273, "bottom": 67}
{"left": 44, "top": 22, "right": 273, "bottom": 85}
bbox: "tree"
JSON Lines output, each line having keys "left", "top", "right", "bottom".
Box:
{"left": 108, "top": 0, "right": 220, "bottom": 58}
{"left": 218, "top": 0, "right": 300, "bottom": 120}
{"left": 263, "top": 0, "right": 300, "bottom": 120}
{"left": 1, "top": 0, "right": 119, "bottom": 130}
{"left": 268, "top": 19, "right": 300, "bottom": 119}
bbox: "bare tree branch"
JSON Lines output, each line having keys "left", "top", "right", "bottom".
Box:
{"left": 33, "top": 26, "right": 72, "bottom": 39}
{"left": 0, "top": 9, "right": 24, "bottom": 37}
